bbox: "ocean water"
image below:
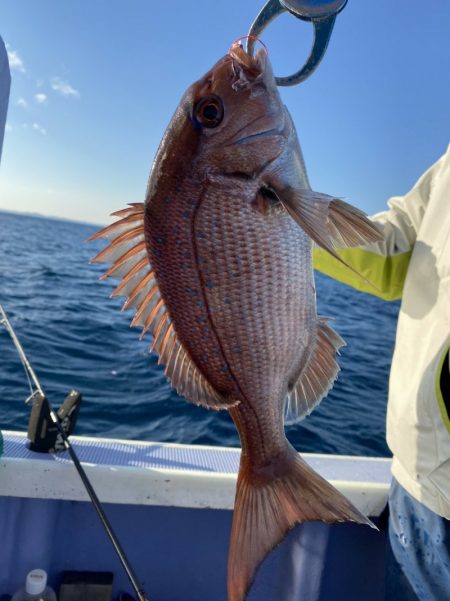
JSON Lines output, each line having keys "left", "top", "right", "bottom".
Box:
{"left": 0, "top": 210, "right": 399, "bottom": 457}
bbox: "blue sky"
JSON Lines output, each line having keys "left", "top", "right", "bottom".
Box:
{"left": 0, "top": 0, "right": 449, "bottom": 225}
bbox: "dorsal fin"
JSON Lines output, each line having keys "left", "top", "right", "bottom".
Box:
{"left": 90, "top": 203, "right": 236, "bottom": 411}
{"left": 284, "top": 318, "right": 345, "bottom": 424}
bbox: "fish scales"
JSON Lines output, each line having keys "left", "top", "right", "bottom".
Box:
{"left": 146, "top": 174, "right": 241, "bottom": 397}
{"left": 195, "top": 182, "right": 314, "bottom": 456}
{"left": 90, "top": 43, "right": 383, "bottom": 601}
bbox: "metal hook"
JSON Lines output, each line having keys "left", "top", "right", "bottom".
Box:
{"left": 246, "top": 0, "right": 348, "bottom": 86}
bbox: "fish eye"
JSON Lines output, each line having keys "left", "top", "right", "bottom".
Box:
{"left": 193, "top": 95, "right": 224, "bottom": 128}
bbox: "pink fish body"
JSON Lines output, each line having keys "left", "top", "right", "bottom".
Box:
{"left": 91, "top": 44, "right": 381, "bottom": 601}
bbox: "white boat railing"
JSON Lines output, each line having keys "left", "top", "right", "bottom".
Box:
{"left": 1, "top": 431, "right": 391, "bottom": 515}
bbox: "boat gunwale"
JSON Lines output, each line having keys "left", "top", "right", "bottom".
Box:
{"left": 0, "top": 430, "right": 391, "bottom": 515}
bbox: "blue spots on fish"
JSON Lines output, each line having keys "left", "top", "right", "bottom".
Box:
{"left": 223, "top": 296, "right": 231, "bottom": 305}
{"left": 196, "top": 231, "right": 207, "bottom": 240}
{"left": 185, "top": 287, "right": 198, "bottom": 297}
{"left": 182, "top": 210, "right": 190, "bottom": 220}
{"left": 206, "top": 280, "right": 214, "bottom": 289}
{"left": 233, "top": 345, "right": 242, "bottom": 354}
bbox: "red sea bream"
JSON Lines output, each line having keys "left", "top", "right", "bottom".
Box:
{"left": 90, "top": 42, "right": 382, "bottom": 601}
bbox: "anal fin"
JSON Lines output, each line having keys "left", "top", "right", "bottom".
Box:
{"left": 284, "top": 318, "right": 345, "bottom": 424}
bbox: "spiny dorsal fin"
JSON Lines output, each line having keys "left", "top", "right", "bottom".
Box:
{"left": 284, "top": 318, "right": 345, "bottom": 424}
{"left": 89, "top": 203, "right": 235, "bottom": 411}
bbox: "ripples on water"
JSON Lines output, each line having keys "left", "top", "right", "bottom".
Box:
{"left": 0, "top": 210, "right": 398, "bottom": 456}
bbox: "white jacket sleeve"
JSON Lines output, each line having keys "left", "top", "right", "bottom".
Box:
{"left": 313, "top": 150, "right": 447, "bottom": 300}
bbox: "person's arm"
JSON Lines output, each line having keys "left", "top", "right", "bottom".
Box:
{"left": 313, "top": 153, "right": 446, "bottom": 300}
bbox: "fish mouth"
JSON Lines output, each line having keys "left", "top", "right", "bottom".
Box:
{"left": 223, "top": 112, "right": 285, "bottom": 147}
{"left": 228, "top": 44, "right": 266, "bottom": 90}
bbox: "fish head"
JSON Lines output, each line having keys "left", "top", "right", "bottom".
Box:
{"left": 155, "top": 43, "right": 288, "bottom": 182}
{"left": 192, "top": 43, "right": 288, "bottom": 173}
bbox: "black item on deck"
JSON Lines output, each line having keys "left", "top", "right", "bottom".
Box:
{"left": 59, "top": 572, "right": 113, "bottom": 601}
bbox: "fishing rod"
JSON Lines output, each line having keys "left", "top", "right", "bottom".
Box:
{"left": 0, "top": 304, "right": 149, "bottom": 601}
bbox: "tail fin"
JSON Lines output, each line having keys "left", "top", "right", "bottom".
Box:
{"left": 228, "top": 446, "right": 375, "bottom": 601}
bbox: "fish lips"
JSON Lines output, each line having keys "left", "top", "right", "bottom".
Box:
{"left": 229, "top": 46, "right": 268, "bottom": 94}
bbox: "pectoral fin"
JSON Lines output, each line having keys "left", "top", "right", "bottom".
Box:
{"left": 266, "top": 186, "right": 383, "bottom": 284}
{"left": 277, "top": 187, "right": 382, "bottom": 253}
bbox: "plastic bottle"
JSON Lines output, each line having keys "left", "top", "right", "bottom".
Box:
{"left": 11, "top": 570, "right": 57, "bottom": 601}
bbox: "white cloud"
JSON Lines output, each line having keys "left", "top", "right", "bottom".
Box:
{"left": 35, "top": 93, "right": 47, "bottom": 104}
{"left": 32, "top": 123, "right": 47, "bottom": 135}
{"left": 17, "top": 97, "right": 28, "bottom": 108}
{"left": 5, "top": 123, "right": 12, "bottom": 132}
{"left": 51, "top": 77, "right": 79, "bottom": 98}
{"left": 6, "top": 45, "right": 25, "bottom": 73}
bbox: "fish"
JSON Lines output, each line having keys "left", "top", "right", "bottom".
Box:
{"left": 89, "top": 41, "right": 383, "bottom": 601}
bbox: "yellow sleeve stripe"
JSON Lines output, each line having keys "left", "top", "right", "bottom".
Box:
{"left": 313, "top": 247, "right": 412, "bottom": 301}
{"left": 435, "top": 345, "right": 450, "bottom": 436}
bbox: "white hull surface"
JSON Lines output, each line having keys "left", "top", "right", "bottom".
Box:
{"left": 0, "top": 431, "right": 391, "bottom": 599}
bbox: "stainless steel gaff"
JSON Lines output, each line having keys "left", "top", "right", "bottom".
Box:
{"left": 246, "top": 0, "right": 348, "bottom": 86}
